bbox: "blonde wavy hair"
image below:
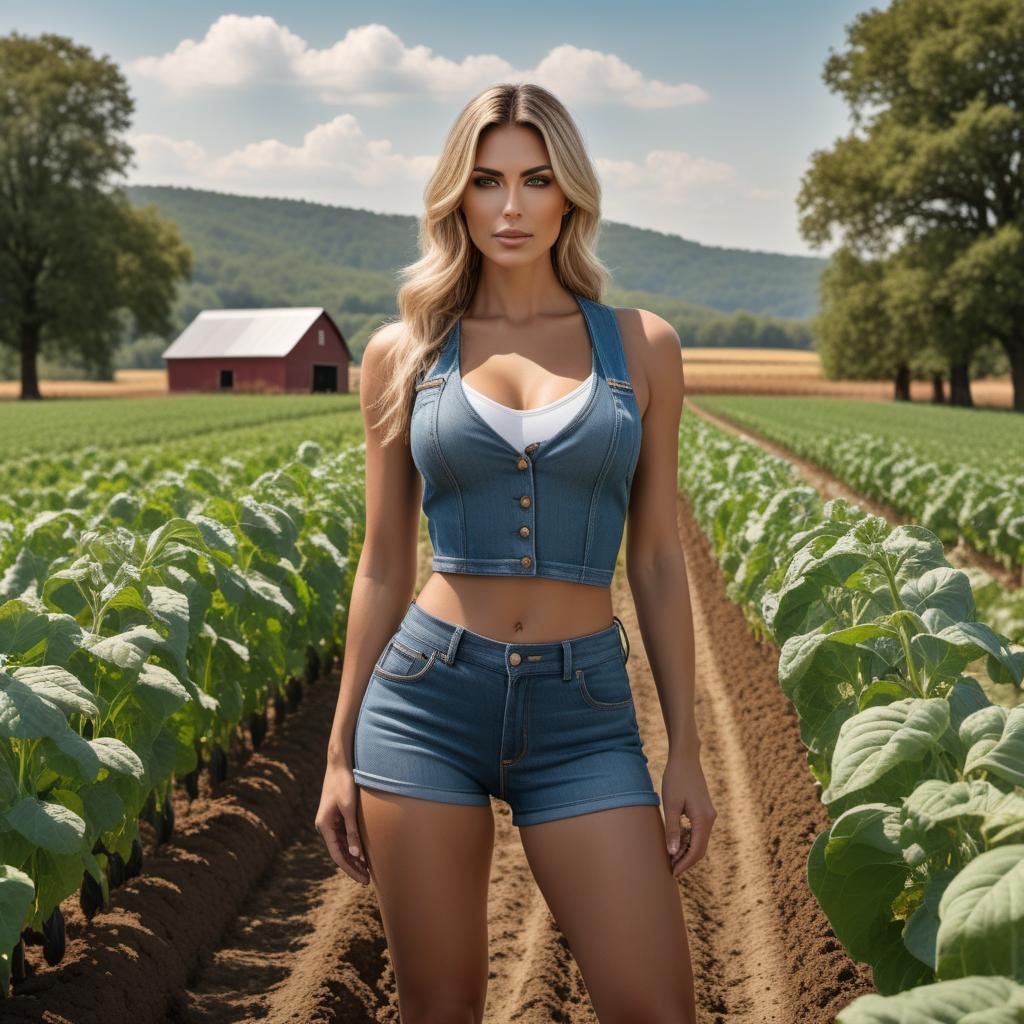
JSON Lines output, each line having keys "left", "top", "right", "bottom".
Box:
{"left": 368, "top": 81, "right": 612, "bottom": 446}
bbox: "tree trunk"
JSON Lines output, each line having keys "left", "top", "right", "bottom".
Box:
{"left": 949, "top": 361, "right": 974, "bottom": 407}
{"left": 20, "top": 321, "right": 42, "bottom": 400}
{"left": 894, "top": 363, "right": 911, "bottom": 401}
{"left": 1002, "top": 334, "right": 1024, "bottom": 412}
{"left": 930, "top": 373, "right": 945, "bottom": 404}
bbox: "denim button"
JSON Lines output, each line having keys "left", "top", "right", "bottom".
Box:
{"left": 509, "top": 652, "right": 522, "bottom": 666}
{"left": 520, "top": 495, "right": 531, "bottom": 508}
{"left": 516, "top": 458, "right": 528, "bottom": 470}
{"left": 519, "top": 526, "right": 530, "bottom": 537}
{"left": 520, "top": 555, "right": 532, "bottom": 568}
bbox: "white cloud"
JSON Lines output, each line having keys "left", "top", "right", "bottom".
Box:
{"left": 597, "top": 150, "right": 735, "bottom": 201}
{"left": 127, "top": 114, "right": 434, "bottom": 187}
{"left": 129, "top": 108, "right": 734, "bottom": 203}
{"left": 128, "top": 16, "right": 708, "bottom": 109}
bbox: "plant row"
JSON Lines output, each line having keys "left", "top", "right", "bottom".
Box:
{"left": 690, "top": 396, "right": 1024, "bottom": 575}
{"left": 0, "top": 406, "right": 364, "bottom": 494}
{"left": 677, "top": 412, "right": 1024, "bottom": 1022}
{"left": 0, "top": 439, "right": 365, "bottom": 997}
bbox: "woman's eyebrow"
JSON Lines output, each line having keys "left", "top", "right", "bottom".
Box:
{"left": 471, "top": 164, "right": 552, "bottom": 177}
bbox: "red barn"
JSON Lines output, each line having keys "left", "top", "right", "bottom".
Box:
{"left": 162, "top": 307, "right": 351, "bottom": 393}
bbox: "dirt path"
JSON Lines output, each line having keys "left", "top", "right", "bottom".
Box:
{"left": 687, "top": 398, "right": 1021, "bottom": 591}
{"left": 12, "top": 493, "right": 873, "bottom": 1022}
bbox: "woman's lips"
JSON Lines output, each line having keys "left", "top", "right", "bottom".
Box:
{"left": 494, "top": 233, "right": 532, "bottom": 247}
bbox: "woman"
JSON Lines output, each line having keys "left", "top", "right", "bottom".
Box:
{"left": 315, "top": 82, "right": 714, "bottom": 1022}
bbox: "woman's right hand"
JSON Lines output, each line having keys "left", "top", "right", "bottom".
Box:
{"left": 314, "top": 759, "right": 370, "bottom": 886}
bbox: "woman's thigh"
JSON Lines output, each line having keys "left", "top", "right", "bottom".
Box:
{"left": 357, "top": 787, "right": 495, "bottom": 1017}
{"left": 519, "top": 804, "right": 696, "bottom": 1023}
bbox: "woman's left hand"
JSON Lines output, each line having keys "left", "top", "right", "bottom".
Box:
{"left": 661, "top": 748, "right": 715, "bottom": 877}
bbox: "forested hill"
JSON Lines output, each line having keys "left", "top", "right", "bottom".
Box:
{"left": 124, "top": 184, "right": 825, "bottom": 359}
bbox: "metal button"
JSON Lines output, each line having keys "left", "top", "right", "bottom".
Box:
{"left": 520, "top": 555, "right": 532, "bottom": 568}
{"left": 516, "top": 457, "right": 528, "bottom": 470}
{"left": 519, "top": 495, "right": 531, "bottom": 508}
{"left": 519, "top": 526, "right": 530, "bottom": 537}
{"left": 525, "top": 442, "right": 539, "bottom": 453}
{"left": 509, "top": 652, "right": 522, "bottom": 666}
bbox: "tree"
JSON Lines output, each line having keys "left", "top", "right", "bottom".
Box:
{"left": 797, "top": 0, "right": 1024, "bottom": 410}
{"left": 813, "top": 246, "right": 916, "bottom": 399}
{"left": 0, "top": 32, "right": 192, "bottom": 399}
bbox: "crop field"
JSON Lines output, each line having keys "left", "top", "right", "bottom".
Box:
{"left": 688, "top": 394, "right": 1024, "bottom": 476}
{"left": 2, "top": 386, "right": 1021, "bottom": 1022}
{"left": 688, "top": 394, "right": 1024, "bottom": 577}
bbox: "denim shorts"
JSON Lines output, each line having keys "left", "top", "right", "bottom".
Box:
{"left": 352, "top": 599, "right": 661, "bottom": 827}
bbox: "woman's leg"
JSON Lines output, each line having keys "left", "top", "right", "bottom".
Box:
{"left": 519, "top": 804, "right": 696, "bottom": 1024}
{"left": 357, "top": 787, "right": 495, "bottom": 1024}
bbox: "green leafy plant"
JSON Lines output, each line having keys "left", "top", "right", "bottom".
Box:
{"left": 679, "top": 412, "right": 1024, "bottom": 1014}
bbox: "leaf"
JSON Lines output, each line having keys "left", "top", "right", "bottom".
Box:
{"left": 961, "top": 706, "right": 1024, "bottom": 787}
{"left": 3, "top": 796, "right": 85, "bottom": 854}
{"left": 937, "top": 845, "right": 1024, "bottom": 981}
{"left": 823, "top": 698, "right": 950, "bottom": 804}
{"left": 835, "top": 974, "right": 1024, "bottom": 1022}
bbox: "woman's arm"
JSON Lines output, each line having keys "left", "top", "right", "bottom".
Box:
{"left": 316, "top": 322, "right": 422, "bottom": 881}
{"left": 326, "top": 321, "right": 423, "bottom": 767}
{"left": 622, "top": 309, "right": 699, "bottom": 754}
{"left": 620, "top": 308, "right": 714, "bottom": 875}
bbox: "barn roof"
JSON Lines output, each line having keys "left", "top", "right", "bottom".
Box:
{"left": 161, "top": 307, "right": 339, "bottom": 359}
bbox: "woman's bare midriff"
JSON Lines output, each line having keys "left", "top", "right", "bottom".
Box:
{"left": 414, "top": 571, "right": 616, "bottom": 644}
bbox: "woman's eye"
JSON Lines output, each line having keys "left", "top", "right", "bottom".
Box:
{"left": 472, "top": 176, "right": 551, "bottom": 187}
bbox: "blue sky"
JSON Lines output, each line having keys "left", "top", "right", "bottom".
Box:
{"left": 7, "top": 1, "right": 870, "bottom": 257}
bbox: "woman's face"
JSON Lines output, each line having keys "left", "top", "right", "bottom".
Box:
{"left": 459, "top": 124, "right": 572, "bottom": 262}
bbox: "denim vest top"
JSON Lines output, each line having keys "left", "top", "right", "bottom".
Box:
{"left": 410, "top": 292, "right": 641, "bottom": 588}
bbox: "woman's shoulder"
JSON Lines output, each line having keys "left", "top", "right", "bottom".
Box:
{"left": 608, "top": 307, "right": 682, "bottom": 417}
{"left": 611, "top": 305, "right": 680, "bottom": 351}
{"left": 611, "top": 306, "right": 682, "bottom": 398}
{"left": 365, "top": 318, "right": 408, "bottom": 357}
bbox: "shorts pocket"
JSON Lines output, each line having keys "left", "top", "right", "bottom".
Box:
{"left": 575, "top": 656, "right": 633, "bottom": 710}
{"left": 373, "top": 631, "right": 442, "bottom": 682}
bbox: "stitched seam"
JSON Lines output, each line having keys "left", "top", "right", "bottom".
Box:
{"left": 397, "top": 625, "right": 453, "bottom": 664}
{"left": 351, "top": 676, "right": 374, "bottom": 770}
{"left": 352, "top": 769, "right": 486, "bottom": 798}
{"left": 374, "top": 647, "right": 438, "bottom": 682}
{"left": 605, "top": 305, "right": 632, "bottom": 384}
{"left": 427, "top": 380, "right": 467, "bottom": 560}
{"left": 582, "top": 398, "right": 622, "bottom": 574}
{"left": 576, "top": 667, "right": 633, "bottom": 709}
{"left": 516, "top": 790, "right": 657, "bottom": 815}
{"left": 505, "top": 681, "right": 531, "bottom": 766}
{"left": 391, "top": 636, "right": 436, "bottom": 661}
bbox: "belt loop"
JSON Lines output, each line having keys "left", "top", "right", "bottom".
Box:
{"left": 561, "top": 639, "right": 572, "bottom": 681}
{"left": 612, "top": 615, "right": 630, "bottom": 663}
{"left": 444, "top": 625, "right": 464, "bottom": 665}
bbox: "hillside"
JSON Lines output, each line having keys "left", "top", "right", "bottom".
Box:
{"left": 120, "top": 184, "right": 824, "bottom": 362}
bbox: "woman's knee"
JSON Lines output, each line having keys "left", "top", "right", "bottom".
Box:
{"left": 397, "top": 994, "right": 483, "bottom": 1024}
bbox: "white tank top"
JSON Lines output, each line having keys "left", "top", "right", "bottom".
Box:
{"left": 462, "top": 372, "right": 595, "bottom": 452}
